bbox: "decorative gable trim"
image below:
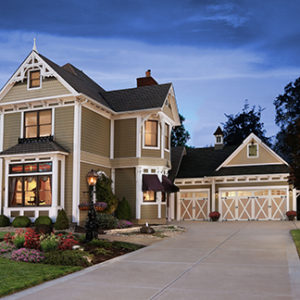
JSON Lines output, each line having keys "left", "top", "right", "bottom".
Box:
{"left": 0, "top": 51, "right": 79, "bottom": 101}
{"left": 161, "top": 84, "right": 180, "bottom": 126}
{"left": 215, "top": 133, "right": 289, "bottom": 171}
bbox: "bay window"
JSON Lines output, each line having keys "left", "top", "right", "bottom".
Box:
{"left": 143, "top": 191, "right": 156, "bottom": 202}
{"left": 164, "top": 123, "right": 170, "bottom": 150}
{"left": 144, "top": 120, "right": 158, "bottom": 147}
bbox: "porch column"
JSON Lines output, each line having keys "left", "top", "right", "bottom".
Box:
{"left": 293, "top": 188, "right": 297, "bottom": 211}
{"left": 60, "top": 157, "right": 65, "bottom": 209}
{"left": 135, "top": 167, "right": 143, "bottom": 219}
{"left": 169, "top": 193, "right": 175, "bottom": 221}
{"left": 0, "top": 112, "right": 3, "bottom": 215}
{"left": 3, "top": 159, "right": 9, "bottom": 216}
{"left": 176, "top": 191, "right": 181, "bottom": 221}
{"left": 50, "top": 156, "right": 58, "bottom": 221}
{"left": 212, "top": 178, "right": 215, "bottom": 211}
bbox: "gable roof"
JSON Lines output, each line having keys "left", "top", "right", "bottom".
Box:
{"left": 169, "top": 146, "right": 186, "bottom": 181}
{"left": 215, "top": 165, "right": 290, "bottom": 176}
{"left": 176, "top": 146, "right": 238, "bottom": 178}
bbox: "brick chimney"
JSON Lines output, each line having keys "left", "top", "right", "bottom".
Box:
{"left": 137, "top": 69, "right": 158, "bottom": 87}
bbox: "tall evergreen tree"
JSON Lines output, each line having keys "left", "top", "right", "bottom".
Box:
{"left": 171, "top": 114, "right": 190, "bottom": 147}
{"left": 222, "top": 102, "right": 271, "bottom": 146}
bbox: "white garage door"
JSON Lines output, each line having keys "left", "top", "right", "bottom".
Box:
{"left": 220, "top": 188, "right": 287, "bottom": 221}
{"left": 180, "top": 190, "right": 209, "bottom": 220}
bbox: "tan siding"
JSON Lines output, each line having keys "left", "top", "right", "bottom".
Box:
{"left": 64, "top": 154, "right": 73, "bottom": 220}
{"left": 81, "top": 107, "right": 110, "bottom": 157}
{"left": 227, "top": 143, "right": 282, "bottom": 166}
{"left": 142, "top": 149, "right": 161, "bottom": 157}
{"left": 141, "top": 205, "right": 158, "bottom": 219}
{"left": 79, "top": 162, "right": 111, "bottom": 224}
{"left": 161, "top": 204, "right": 166, "bottom": 218}
{"left": 81, "top": 151, "right": 111, "bottom": 168}
{"left": 1, "top": 78, "right": 70, "bottom": 103}
{"left": 3, "top": 113, "right": 21, "bottom": 150}
{"left": 114, "top": 119, "right": 136, "bottom": 158}
{"left": 55, "top": 106, "right": 74, "bottom": 151}
{"left": 111, "top": 157, "right": 168, "bottom": 168}
{"left": 115, "top": 168, "right": 136, "bottom": 218}
{"left": 162, "top": 94, "right": 174, "bottom": 120}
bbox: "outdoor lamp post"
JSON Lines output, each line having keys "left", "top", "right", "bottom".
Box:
{"left": 85, "top": 169, "right": 99, "bottom": 242}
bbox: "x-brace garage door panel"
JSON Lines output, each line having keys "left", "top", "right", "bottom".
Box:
{"left": 220, "top": 188, "right": 288, "bottom": 221}
{"left": 180, "top": 191, "right": 209, "bottom": 220}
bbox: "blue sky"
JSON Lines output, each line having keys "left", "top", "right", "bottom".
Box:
{"left": 1, "top": 0, "right": 300, "bottom": 146}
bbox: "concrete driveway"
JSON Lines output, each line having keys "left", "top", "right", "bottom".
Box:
{"left": 5, "top": 221, "right": 300, "bottom": 300}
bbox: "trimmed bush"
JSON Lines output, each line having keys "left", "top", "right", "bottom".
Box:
{"left": 0, "top": 215, "right": 10, "bottom": 227}
{"left": 44, "top": 250, "right": 91, "bottom": 267}
{"left": 115, "top": 197, "right": 131, "bottom": 221}
{"left": 96, "top": 213, "right": 118, "bottom": 230}
{"left": 34, "top": 216, "right": 52, "bottom": 226}
{"left": 54, "top": 209, "right": 69, "bottom": 230}
{"left": 12, "top": 216, "right": 31, "bottom": 228}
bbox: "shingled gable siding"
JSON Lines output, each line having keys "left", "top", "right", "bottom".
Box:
{"left": 162, "top": 95, "right": 174, "bottom": 120}
{"left": 81, "top": 107, "right": 110, "bottom": 157}
{"left": 79, "top": 162, "right": 111, "bottom": 225}
{"left": 1, "top": 78, "right": 70, "bottom": 103}
{"left": 114, "top": 119, "right": 136, "bottom": 158}
{"left": 227, "top": 143, "right": 282, "bottom": 166}
{"left": 114, "top": 168, "right": 136, "bottom": 219}
{"left": 3, "top": 112, "right": 21, "bottom": 150}
{"left": 55, "top": 106, "right": 74, "bottom": 219}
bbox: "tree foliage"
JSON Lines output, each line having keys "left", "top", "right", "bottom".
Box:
{"left": 274, "top": 78, "right": 300, "bottom": 188}
{"left": 171, "top": 114, "right": 190, "bottom": 147}
{"left": 222, "top": 102, "right": 270, "bottom": 146}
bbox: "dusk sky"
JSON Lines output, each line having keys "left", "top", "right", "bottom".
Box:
{"left": 1, "top": 0, "right": 300, "bottom": 146}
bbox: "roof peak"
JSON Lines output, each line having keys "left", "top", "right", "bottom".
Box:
{"left": 32, "top": 38, "right": 38, "bottom": 53}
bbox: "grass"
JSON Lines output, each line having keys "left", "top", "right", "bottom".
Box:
{"left": 0, "top": 257, "right": 82, "bottom": 297}
{"left": 290, "top": 229, "right": 300, "bottom": 257}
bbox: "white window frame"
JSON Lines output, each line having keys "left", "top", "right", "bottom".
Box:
{"left": 164, "top": 122, "right": 171, "bottom": 152}
{"left": 27, "top": 69, "right": 42, "bottom": 91}
{"left": 142, "top": 119, "right": 160, "bottom": 150}
{"left": 247, "top": 143, "right": 259, "bottom": 158}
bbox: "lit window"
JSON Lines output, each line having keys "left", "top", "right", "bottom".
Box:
{"left": 164, "top": 123, "right": 170, "bottom": 150}
{"left": 145, "top": 120, "right": 158, "bottom": 147}
{"left": 24, "top": 110, "right": 52, "bottom": 138}
{"left": 248, "top": 144, "right": 258, "bottom": 157}
{"left": 143, "top": 191, "right": 156, "bottom": 202}
{"left": 29, "top": 70, "right": 41, "bottom": 88}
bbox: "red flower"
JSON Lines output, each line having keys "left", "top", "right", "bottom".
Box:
{"left": 24, "top": 228, "right": 40, "bottom": 250}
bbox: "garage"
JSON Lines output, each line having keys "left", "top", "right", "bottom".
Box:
{"left": 180, "top": 190, "right": 210, "bottom": 220}
{"left": 220, "top": 187, "right": 288, "bottom": 221}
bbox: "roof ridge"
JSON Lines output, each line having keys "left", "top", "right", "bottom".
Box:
{"left": 105, "top": 82, "right": 171, "bottom": 94}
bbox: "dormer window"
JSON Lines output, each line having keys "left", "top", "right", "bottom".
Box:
{"left": 248, "top": 143, "right": 258, "bottom": 158}
{"left": 144, "top": 120, "right": 158, "bottom": 147}
{"left": 24, "top": 110, "right": 52, "bottom": 138}
{"left": 216, "top": 136, "right": 222, "bottom": 143}
{"left": 28, "top": 70, "right": 41, "bottom": 89}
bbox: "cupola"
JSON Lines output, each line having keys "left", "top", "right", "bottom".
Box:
{"left": 214, "top": 126, "right": 224, "bottom": 150}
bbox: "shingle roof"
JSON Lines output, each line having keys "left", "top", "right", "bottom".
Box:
{"left": 214, "top": 165, "right": 290, "bottom": 176}
{"left": 39, "top": 53, "right": 171, "bottom": 113}
{"left": 104, "top": 83, "right": 171, "bottom": 112}
{"left": 169, "top": 146, "right": 186, "bottom": 181}
{"left": 176, "top": 146, "right": 238, "bottom": 178}
{"left": 0, "top": 138, "right": 69, "bottom": 156}
{"left": 214, "top": 126, "right": 223, "bottom": 135}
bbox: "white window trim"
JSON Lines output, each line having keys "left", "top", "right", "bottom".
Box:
{"left": 27, "top": 69, "right": 42, "bottom": 91}
{"left": 164, "top": 122, "right": 171, "bottom": 152}
{"left": 142, "top": 120, "right": 160, "bottom": 150}
{"left": 247, "top": 143, "right": 259, "bottom": 158}
{"left": 215, "top": 135, "right": 223, "bottom": 144}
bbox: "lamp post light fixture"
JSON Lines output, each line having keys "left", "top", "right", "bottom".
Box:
{"left": 85, "top": 169, "right": 99, "bottom": 242}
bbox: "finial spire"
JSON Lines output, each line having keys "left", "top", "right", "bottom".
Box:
{"left": 33, "top": 38, "right": 38, "bottom": 52}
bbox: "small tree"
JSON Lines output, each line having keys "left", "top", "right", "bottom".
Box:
{"left": 94, "top": 174, "right": 118, "bottom": 214}
{"left": 115, "top": 197, "right": 131, "bottom": 220}
{"left": 54, "top": 209, "right": 69, "bottom": 230}
{"left": 171, "top": 114, "right": 190, "bottom": 147}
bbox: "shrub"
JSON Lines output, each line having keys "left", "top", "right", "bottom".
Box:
{"left": 34, "top": 216, "right": 52, "bottom": 226}
{"left": 54, "top": 209, "right": 69, "bottom": 230}
{"left": 0, "top": 241, "right": 15, "bottom": 254}
{"left": 12, "top": 229, "right": 25, "bottom": 249}
{"left": 35, "top": 224, "right": 53, "bottom": 235}
{"left": 0, "top": 215, "right": 10, "bottom": 227}
{"left": 44, "top": 250, "right": 91, "bottom": 267}
{"left": 88, "top": 239, "right": 112, "bottom": 249}
{"left": 12, "top": 216, "right": 31, "bottom": 228}
{"left": 112, "top": 241, "right": 143, "bottom": 251}
{"left": 4, "top": 233, "right": 13, "bottom": 244}
{"left": 11, "top": 248, "right": 45, "bottom": 263}
{"left": 40, "top": 233, "right": 59, "bottom": 252}
{"left": 24, "top": 228, "right": 40, "bottom": 249}
{"left": 58, "top": 233, "right": 78, "bottom": 250}
{"left": 94, "top": 247, "right": 112, "bottom": 256}
{"left": 115, "top": 197, "right": 131, "bottom": 220}
{"left": 96, "top": 213, "right": 118, "bottom": 230}
{"left": 209, "top": 211, "right": 220, "bottom": 221}
{"left": 117, "top": 220, "right": 133, "bottom": 229}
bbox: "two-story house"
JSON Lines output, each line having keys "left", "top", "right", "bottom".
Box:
{"left": 0, "top": 46, "right": 180, "bottom": 225}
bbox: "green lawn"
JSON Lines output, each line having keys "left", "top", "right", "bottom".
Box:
{"left": 290, "top": 229, "right": 300, "bottom": 257}
{"left": 0, "top": 257, "right": 82, "bottom": 296}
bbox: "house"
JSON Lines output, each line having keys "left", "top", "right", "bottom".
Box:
{"left": 0, "top": 44, "right": 181, "bottom": 225}
{"left": 171, "top": 127, "right": 296, "bottom": 221}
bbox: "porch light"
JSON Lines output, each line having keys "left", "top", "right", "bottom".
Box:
{"left": 87, "top": 169, "right": 98, "bottom": 186}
